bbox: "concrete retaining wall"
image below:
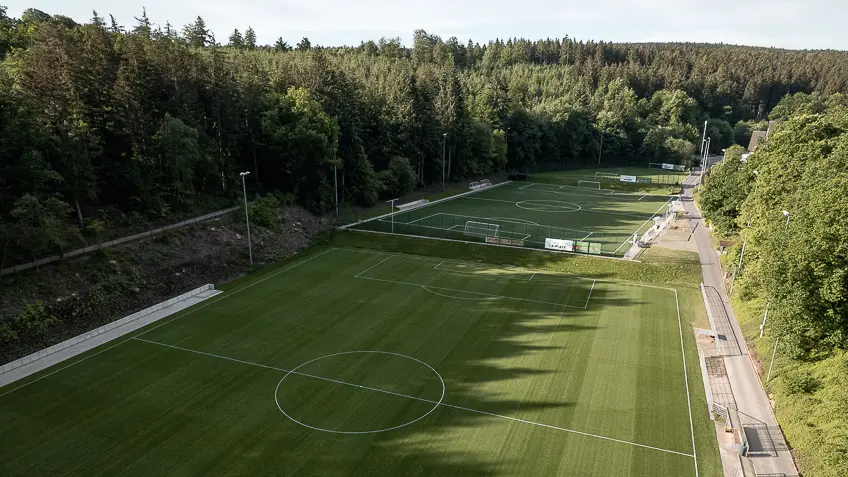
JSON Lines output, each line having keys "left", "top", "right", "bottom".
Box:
{"left": 0, "top": 284, "right": 214, "bottom": 375}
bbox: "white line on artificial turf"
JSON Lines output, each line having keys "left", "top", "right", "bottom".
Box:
{"left": 675, "top": 289, "right": 700, "bottom": 477}
{"left": 336, "top": 248, "right": 678, "bottom": 292}
{"left": 0, "top": 248, "right": 337, "bottom": 399}
{"left": 584, "top": 280, "right": 596, "bottom": 309}
{"left": 355, "top": 275, "right": 586, "bottom": 309}
{"left": 131, "top": 337, "right": 696, "bottom": 459}
{"left": 638, "top": 195, "right": 647, "bottom": 201}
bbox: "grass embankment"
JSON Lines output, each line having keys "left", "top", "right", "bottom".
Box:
{"left": 731, "top": 295, "right": 848, "bottom": 477}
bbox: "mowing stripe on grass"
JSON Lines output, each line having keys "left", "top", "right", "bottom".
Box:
{"left": 131, "top": 337, "right": 695, "bottom": 459}
{"left": 0, "top": 248, "right": 337, "bottom": 399}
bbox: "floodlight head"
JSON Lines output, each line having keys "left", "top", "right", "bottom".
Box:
{"left": 782, "top": 210, "right": 791, "bottom": 217}
{"left": 443, "top": 133, "right": 448, "bottom": 137}
{"left": 754, "top": 170, "right": 759, "bottom": 175}
{"left": 240, "top": 171, "right": 250, "bottom": 177}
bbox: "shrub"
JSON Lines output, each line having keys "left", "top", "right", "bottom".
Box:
{"left": 246, "top": 195, "right": 282, "bottom": 229}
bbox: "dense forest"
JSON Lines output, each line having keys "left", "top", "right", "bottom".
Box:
{"left": 700, "top": 92, "right": 848, "bottom": 477}
{"left": 2, "top": 6, "right": 848, "bottom": 266}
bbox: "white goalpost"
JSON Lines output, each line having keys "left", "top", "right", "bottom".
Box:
{"left": 578, "top": 180, "right": 601, "bottom": 190}
{"left": 463, "top": 221, "right": 500, "bottom": 238}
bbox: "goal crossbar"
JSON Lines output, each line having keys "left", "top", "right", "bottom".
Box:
{"left": 578, "top": 180, "right": 601, "bottom": 190}
{"left": 463, "top": 221, "right": 500, "bottom": 238}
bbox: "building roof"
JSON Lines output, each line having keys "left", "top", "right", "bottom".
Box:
{"left": 748, "top": 131, "right": 767, "bottom": 152}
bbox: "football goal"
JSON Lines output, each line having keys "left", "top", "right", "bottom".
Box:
{"left": 463, "top": 221, "right": 500, "bottom": 238}
{"left": 578, "top": 180, "right": 601, "bottom": 190}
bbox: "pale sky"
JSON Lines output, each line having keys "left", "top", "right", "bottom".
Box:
{"left": 3, "top": 1, "right": 845, "bottom": 50}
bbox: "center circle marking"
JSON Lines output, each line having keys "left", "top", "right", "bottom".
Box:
{"left": 274, "top": 350, "right": 446, "bottom": 434}
{"left": 516, "top": 200, "right": 582, "bottom": 213}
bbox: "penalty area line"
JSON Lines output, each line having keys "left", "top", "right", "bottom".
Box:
{"left": 132, "top": 337, "right": 695, "bottom": 459}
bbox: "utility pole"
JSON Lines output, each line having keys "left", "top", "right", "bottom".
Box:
{"left": 759, "top": 302, "right": 770, "bottom": 338}
{"left": 767, "top": 335, "right": 779, "bottom": 382}
{"left": 387, "top": 198, "right": 398, "bottom": 233}
{"left": 700, "top": 120, "right": 708, "bottom": 156}
{"left": 239, "top": 171, "right": 253, "bottom": 265}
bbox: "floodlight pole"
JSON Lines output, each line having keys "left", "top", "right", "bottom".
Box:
{"left": 759, "top": 301, "right": 770, "bottom": 338}
{"left": 700, "top": 120, "right": 708, "bottom": 156}
{"left": 766, "top": 335, "right": 779, "bottom": 382}
{"left": 333, "top": 165, "right": 339, "bottom": 218}
{"left": 729, "top": 239, "right": 746, "bottom": 296}
{"left": 442, "top": 133, "right": 447, "bottom": 191}
{"left": 598, "top": 127, "right": 605, "bottom": 165}
{"left": 387, "top": 198, "right": 398, "bottom": 233}
{"left": 239, "top": 171, "right": 253, "bottom": 266}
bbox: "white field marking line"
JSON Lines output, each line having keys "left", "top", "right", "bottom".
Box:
{"left": 406, "top": 213, "right": 440, "bottom": 225}
{"left": 462, "top": 196, "right": 521, "bottom": 204}
{"left": 529, "top": 273, "right": 536, "bottom": 281}
{"left": 638, "top": 195, "right": 647, "bottom": 201}
{"left": 612, "top": 234, "right": 634, "bottom": 256}
{"left": 338, "top": 181, "right": 512, "bottom": 230}
{"left": 420, "top": 286, "right": 497, "bottom": 301}
{"left": 355, "top": 275, "right": 585, "bottom": 309}
{"left": 432, "top": 264, "right": 583, "bottom": 289}
{"left": 405, "top": 210, "right": 591, "bottom": 236}
{"left": 0, "top": 248, "right": 337, "bottom": 399}
{"left": 133, "top": 337, "right": 693, "bottom": 458}
{"left": 354, "top": 256, "right": 393, "bottom": 278}
{"left": 612, "top": 195, "right": 676, "bottom": 255}
{"left": 275, "top": 350, "right": 446, "bottom": 435}
{"left": 675, "top": 290, "right": 700, "bottom": 476}
{"left": 434, "top": 261, "right": 444, "bottom": 270}
{"left": 485, "top": 217, "right": 540, "bottom": 226}
{"left": 579, "top": 231, "right": 594, "bottom": 242}
{"left": 518, "top": 182, "right": 537, "bottom": 190}
{"left": 584, "top": 280, "right": 596, "bottom": 309}
{"left": 530, "top": 182, "right": 674, "bottom": 199}
{"left": 518, "top": 188, "right": 657, "bottom": 219}
{"left": 335, "top": 248, "right": 677, "bottom": 292}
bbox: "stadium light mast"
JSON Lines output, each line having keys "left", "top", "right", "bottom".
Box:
{"left": 598, "top": 127, "right": 605, "bottom": 165}
{"left": 700, "top": 120, "right": 708, "bottom": 155}
{"left": 763, "top": 210, "right": 793, "bottom": 367}
{"left": 387, "top": 198, "right": 399, "bottom": 233}
{"left": 442, "top": 133, "right": 448, "bottom": 191}
{"left": 239, "top": 171, "right": 253, "bottom": 266}
{"left": 730, "top": 170, "right": 762, "bottom": 295}
{"left": 333, "top": 165, "right": 339, "bottom": 218}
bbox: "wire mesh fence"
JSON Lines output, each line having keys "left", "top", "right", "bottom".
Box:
{"left": 349, "top": 208, "right": 641, "bottom": 257}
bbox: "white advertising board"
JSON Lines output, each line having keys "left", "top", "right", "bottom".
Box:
{"left": 545, "top": 238, "right": 574, "bottom": 252}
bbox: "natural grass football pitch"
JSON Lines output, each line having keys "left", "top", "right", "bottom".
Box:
{"left": 350, "top": 182, "right": 679, "bottom": 256}
{"left": 0, "top": 248, "right": 711, "bottom": 476}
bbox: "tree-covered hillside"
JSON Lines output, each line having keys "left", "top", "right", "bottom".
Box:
{"left": 2, "top": 6, "right": 848, "bottom": 266}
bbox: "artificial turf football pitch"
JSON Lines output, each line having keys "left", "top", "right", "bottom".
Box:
{"left": 0, "top": 247, "right": 712, "bottom": 477}
{"left": 349, "top": 181, "right": 680, "bottom": 257}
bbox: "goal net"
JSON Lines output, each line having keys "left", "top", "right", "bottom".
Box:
{"left": 463, "top": 221, "right": 500, "bottom": 238}
{"left": 578, "top": 180, "right": 601, "bottom": 190}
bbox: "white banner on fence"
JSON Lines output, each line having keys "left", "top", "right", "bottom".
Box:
{"left": 545, "top": 238, "right": 574, "bottom": 251}
{"left": 662, "top": 163, "right": 675, "bottom": 170}
{"left": 619, "top": 175, "right": 637, "bottom": 183}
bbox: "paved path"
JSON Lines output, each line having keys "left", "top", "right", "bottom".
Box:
{"left": 683, "top": 170, "right": 797, "bottom": 476}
